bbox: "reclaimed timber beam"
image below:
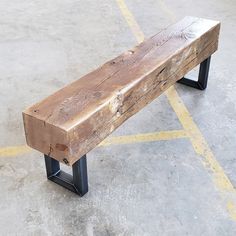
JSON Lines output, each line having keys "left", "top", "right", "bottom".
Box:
{"left": 23, "top": 16, "right": 220, "bottom": 166}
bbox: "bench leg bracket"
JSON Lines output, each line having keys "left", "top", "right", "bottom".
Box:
{"left": 178, "top": 56, "right": 211, "bottom": 90}
{"left": 44, "top": 154, "right": 88, "bottom": 196}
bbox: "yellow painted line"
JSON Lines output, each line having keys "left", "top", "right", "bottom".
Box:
{"left": 166, "top": 87, "right": 236, "bottom": 220}
{"left": 116, "top": 0, "right": 236, "bottom": 220}
{"left": 166, "top": 87, "right": 234, "bottom": 191}
{"left": 100, "top": 130, "right": 187, "bottom": 146}
{"left": 116, "top": 0, "right": 144, "bottom": 43}
{"left": 0, "top": 145, "right": 31, "bottom": 157}
{"left": 227, "top": 201, "right": 236, "bottom": 221}
{"left": 0, "top": 130, "right": 187, "bottom": 157}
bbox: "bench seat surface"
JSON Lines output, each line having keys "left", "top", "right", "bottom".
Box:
{"left": 23, "top": 16, "right": 220, "bottom": 165}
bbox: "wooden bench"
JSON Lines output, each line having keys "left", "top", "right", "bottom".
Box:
{"left": 23, "top": 16, "right": 220, "bottom": 196}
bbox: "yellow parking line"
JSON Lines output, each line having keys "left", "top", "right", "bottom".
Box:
{"left": 166, "top": 87, "right": 236, "bottom": 220}
{"left": 0, "top": 130, "right": 187, "bottom": 157}
{"left": 166, "top": 87, "right": 234, "bottom": 191}
{"left": 100, "top": 130, "right": 187, "bottom": 146}
{"left": 116, "top": 0, "right": 144, "bottom": 42}
{"left": 116, "top": 0, "right": 236, "bottom": 221}
{"left": 0, "top": 145, "right": 31, "bottom": 157}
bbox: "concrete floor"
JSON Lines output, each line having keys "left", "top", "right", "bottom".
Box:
{"left": 0, "top": 0, "right": 236, "bottom": 235}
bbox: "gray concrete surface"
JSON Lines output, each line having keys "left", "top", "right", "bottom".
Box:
{"left": 0, "top": 0, "right": 236, "bottom": 235}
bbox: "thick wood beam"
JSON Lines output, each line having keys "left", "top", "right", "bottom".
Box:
{"left": 23, "top": 16, "right": 220, "bottom": 165}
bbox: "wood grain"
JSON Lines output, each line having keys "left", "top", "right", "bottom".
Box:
{"left": 23, "top": 16, "right": 220, "bottom": 165}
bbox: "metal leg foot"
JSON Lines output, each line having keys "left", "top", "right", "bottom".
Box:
{"left": 44, "top": 154, "right": 88, "bottom": 196}
{"left": 178, "top": 56, "right": 211, "bottom": 90}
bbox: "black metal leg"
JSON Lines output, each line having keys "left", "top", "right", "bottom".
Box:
{"left": 178, "top": 56, "right": 211, "bottom": 90}
{"left": 44, "top": 154, "right": 88, "bottom": 196}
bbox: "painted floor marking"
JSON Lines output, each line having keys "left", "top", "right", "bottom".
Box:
{"left": 0, "top": 130, "right": 187, "bottom": 157}
{"left": 100, "top": 130, "right": 187, "bottom": 146}
{"left": 0, "top": 145, "right": 31, "bottom": 157}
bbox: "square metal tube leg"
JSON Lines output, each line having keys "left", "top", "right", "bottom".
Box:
{"left": 178, "top": 56, "right": 211, "bottom": 90}
{"left": 44, "top": 154, "right": 88, "bottom": 196}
